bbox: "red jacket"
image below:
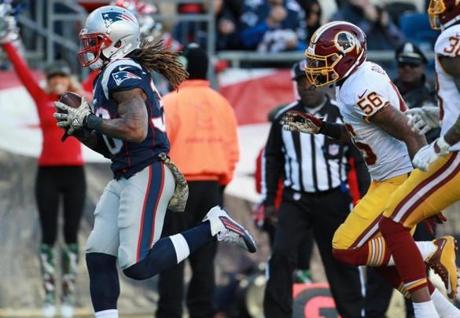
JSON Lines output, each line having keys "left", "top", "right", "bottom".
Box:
{"left": 2, "top": 43, "right": 83, "bottom": 166}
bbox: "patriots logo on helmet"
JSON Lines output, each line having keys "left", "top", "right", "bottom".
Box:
{"left": 335, "top": 31, "right": 357, "bottom": 53}
{"left": 101, "top": 11, "right": 135, "bottom": 28}
{"left": 112, "top": 70, "right": 141, "bottom": 86}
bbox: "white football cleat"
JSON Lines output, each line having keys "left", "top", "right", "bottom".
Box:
{"left": 42, "top": 303, "right": 56, "bottom": 318}
{"left": 203, "top": 206, "right": 257, "bottom": 253}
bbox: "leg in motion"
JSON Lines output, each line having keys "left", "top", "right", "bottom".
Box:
{"left": 379, "top": 153, "right": 460, "bottom": 317}
{"left": 119, "top": 163, "right": 256, "bottom": 280}
{"left": 86, "top": 253, "right": 120, "bottom": 318}
{"left": 85, "top": 180, "right": 121, "bottom": 315}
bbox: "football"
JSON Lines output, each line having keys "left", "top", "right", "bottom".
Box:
{"left": 57, "top": 91, "right": 82, "bottom": 113}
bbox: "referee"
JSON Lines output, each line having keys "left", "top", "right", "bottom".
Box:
{"left": 263, "top": 60, "right": 369, "bottom": 318}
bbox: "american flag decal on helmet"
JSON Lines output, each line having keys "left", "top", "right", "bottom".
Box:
{"left": 101, "top": 11, "right": 136, "bottom": 28}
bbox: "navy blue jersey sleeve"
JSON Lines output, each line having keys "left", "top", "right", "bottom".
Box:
{"left": 106, "top": 63, "right": 150, "bottom": 95}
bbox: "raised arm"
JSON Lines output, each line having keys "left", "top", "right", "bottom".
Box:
{"left": 1, "top": 42, "right": 47, "bottom": 102}
{"left": 370, "top": 104, "right": 427, "bottom": 159}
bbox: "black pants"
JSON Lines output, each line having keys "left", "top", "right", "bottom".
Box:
{"left": 157, "top": 181, "right": 221, "bottom": 318}
{"left": 264, "top": 187, "right": 364, "bottom": 318}
{"left": 264, "top": 221, "right": 314, "bottom": 270}
{"left": 35, "top": 166, "right": 86, "bottom": 245}
{"left": 365, "top": 267, "right": 394, "bottom": 318}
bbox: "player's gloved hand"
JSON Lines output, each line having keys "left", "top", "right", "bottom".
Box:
{"left": 54, "top": 97, "right": 92, "bottom": 135}
{"left": 405, "top": 106, "right": 440, "bottom": 135}
{"left": 158, "top": 153, "right": 189, "bottom": 212}
{"left": 0, "top": 3, "right": 19, "bottom": 44}
{"left": 412, "top": 136, "right": 450, "bottom": 171}
{"left": 264, "top": 205, "right": 278, "bottom": 224}
{"left": 280, "top": 110, "right": 323, "bottom": 134}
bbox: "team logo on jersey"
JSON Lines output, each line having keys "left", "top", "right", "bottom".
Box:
{"left": 101, "top": 11, "right": 136, "bottom": 28}
{"left": 112, "top": 71, "right": 141, "bottom": 86}
{"left": 335, "top": 31, "right": 358, "bottom": 53}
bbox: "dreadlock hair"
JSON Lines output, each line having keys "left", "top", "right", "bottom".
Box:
{"left": 129, "top": 40, "right": 188, "bottom": 90}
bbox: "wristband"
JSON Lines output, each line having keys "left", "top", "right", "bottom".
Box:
{"left": 86, "top": 114, "right": 103, "bottom": 130}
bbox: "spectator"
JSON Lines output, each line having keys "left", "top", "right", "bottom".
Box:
{"left": 0, "top": 29, "right": 86, "bottom": 318}
{"left": 214, "top": 0, "right": 244, "bottom": 50}
{"left": 240, "top": 0, "right": 307, "bottom": 52}
{"left": 331, "top": 0, "right": 405, "bottom": 50}
{"left": 157, "top": 44, "right": 239, "bottom": 318}
{"left": 394, "top": 42, "right": 439, "bottom": 142}
{"left": 295, "top": 0, "right": 322, "bottom": 43}
{"left": 172, "top": 2, "right": 207, "bottom": 47}
{"left": 172, "top": 0, "right": 244, "bottom": 50}
{"left": 263, "top": 60, "right": 369, "bottom": 318}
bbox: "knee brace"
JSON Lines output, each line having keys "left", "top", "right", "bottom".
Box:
{"left": 86, "top": 253, "right": 120, "bottom": 312}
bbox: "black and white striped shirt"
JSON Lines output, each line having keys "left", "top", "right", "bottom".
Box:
{"left": 262, "top": 97, "right": 367, "bottom": 205}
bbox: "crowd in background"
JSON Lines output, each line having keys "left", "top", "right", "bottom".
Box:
{"left": 168, "top": 0, "right": 436, "bottom": 52}
{"left": 0, "top": 0, "right": 449, "bottom": 317}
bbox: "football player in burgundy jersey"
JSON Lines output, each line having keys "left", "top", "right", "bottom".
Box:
{"left": 282, "top": 21, "right": 460, "bottom": 318}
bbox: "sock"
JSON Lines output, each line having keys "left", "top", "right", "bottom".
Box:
{"left": 375, "top": 267, "right": 410, "bottom": 298}
{"left": 180, "top": 221, "right": 213, "bottom": 253}
{"left": 95, "top": 309, "right": 118, "bottom": 318}
{"left": 413, "top": 301, "right": 440, "bottom": 318}
{"left": 123, "top": 222, "right": 213, "bottom": 280}
{"left": 387, "top": 241, "right": 437, "bottom": 265}
{"left": 379, "top": 217, "right": 428, "bottom": 292}
{"left": 418, "top": 241, "right": 437, "bottom": 260}
{"left": 333, "top": 237, "right": 390, "bottom": 267}
{"left": 432, "top": 289, "right": 460, "bottom": 318}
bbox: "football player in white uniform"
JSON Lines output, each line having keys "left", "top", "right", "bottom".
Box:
{"left": 378, "top": 0, "right": 460, "bottom": 316}
{"left": 282, "top": 21, "right": 460, "bottom": 318}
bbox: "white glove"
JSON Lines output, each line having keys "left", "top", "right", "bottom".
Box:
{"left": 413, "top": 136, "right": 450, "bottom": 171}
{"left": 405, "top": 106, "right": 440, "bottom": 135}
{"left": 0, "top": 4, "right": 18, "bottom": 44}
{"left": 54, "top": 98, "right": 92, "bottom": 135}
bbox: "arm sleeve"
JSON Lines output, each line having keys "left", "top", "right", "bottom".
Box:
{"left": 352, "top": 81, "right": 391, "bottom": 119}
{"left": 435, "top": 29, "right": 460, "bottom": 57}
{"left": 2, "top": 42, "right": 47, "bottom": 103}
{"left": 263, "top": 119, "right": 285, "bottom": 206}
{"left": 106, "top": 63, "right": 148, "bottom": 96}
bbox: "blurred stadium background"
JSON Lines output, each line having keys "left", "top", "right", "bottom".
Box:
{"left": 1, "top": 0, "right": 460, "bottom": 317}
